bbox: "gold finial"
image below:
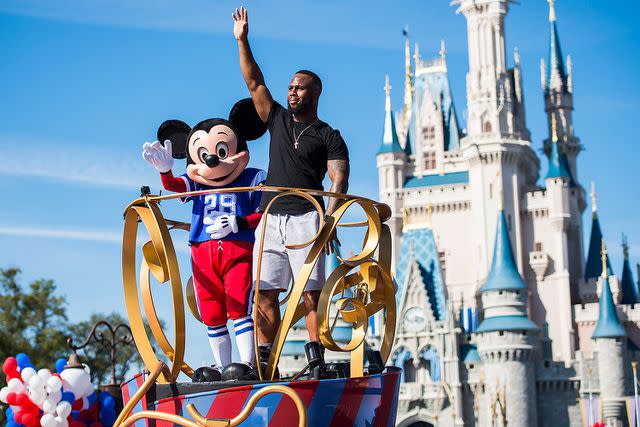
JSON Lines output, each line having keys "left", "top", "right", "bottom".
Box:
{"left": 413, "top": 42, "right": 421, "bottom": 65}
{"left": 402, "top": 205, "right": 409, "bottom": 231}
{"left": 440, "top": 39, "right": 447, "bottom": 60}
{"left": 551, "top": 113, "right": 559, "bottom": 143}
{"left": 590, "top": 182, "right": 598, "bottom": 216}
{"left": 384, "top": 74, "right": 392, "bottom": 114}
{"left": 623, "top": 233, "right": 629, "bottom": 260}
{"left": 600, "top": 239, "right": 609, "bottom": 279}
{"left": 548, "top": 0, "right": 556, "bottom": 22}
{"left": 426, "top": 203, "right": 433, "bottom": 228}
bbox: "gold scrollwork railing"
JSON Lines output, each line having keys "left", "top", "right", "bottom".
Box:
{"left": 121, "top": 186, "right": 396, "bottom": 384}
{"left": 114, "top": 361, "right": 307, "bottom": 427}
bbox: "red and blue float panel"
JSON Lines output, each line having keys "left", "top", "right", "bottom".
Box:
{"left": 121, "top": 367, "right": 401, "bottom": 427}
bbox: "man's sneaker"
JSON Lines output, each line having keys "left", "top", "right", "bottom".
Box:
{"left": 192, "top": 365, "right": 222, "bottom": 382}
{"left": 221, "top": 362, "right": 253, "bottom": 381}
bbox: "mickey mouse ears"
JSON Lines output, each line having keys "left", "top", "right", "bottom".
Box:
{"left": 229, "top": 98, "right": 267, "bottom": 142}
{"left": 157, "top": 119, "right": 191, "bottom": 159}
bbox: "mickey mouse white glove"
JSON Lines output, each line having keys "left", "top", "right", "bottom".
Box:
{"left": 142, "top": 140, "right": 174, "bottom": 173}
{"left": 203, "top": 214, "right": 239, "bottom": 240}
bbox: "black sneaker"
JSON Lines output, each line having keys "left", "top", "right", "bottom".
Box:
{"left": 192, "top": 365, "right": 222, "bottom": 382}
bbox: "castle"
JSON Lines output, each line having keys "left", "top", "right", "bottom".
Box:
{"left": 374, "top": 0, "right": 640, "bottom": 426}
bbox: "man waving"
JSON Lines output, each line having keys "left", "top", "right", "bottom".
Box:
{"left": 232, "top": 6, "right": 350, "bottom": 373}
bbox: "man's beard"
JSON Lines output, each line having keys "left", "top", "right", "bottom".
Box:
{"left": 288, "top": 98, "right": 312, "bottom": 115}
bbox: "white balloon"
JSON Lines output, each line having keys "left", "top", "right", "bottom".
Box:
{"left": 56, "top": 401, "right": 72, "bottom": 419}
{"left": 54, "top": 415, "right": 68, "bottom": 427}
{"left": 46, "top": 376, "right": 62, "bottom": 392}
{"left": 38, "top": 369, "right": 53, "bottom": 381}
{"left": 60, "top": 368, "right": 91, "bottom": 398}
{"left": 82, "top": 382, "right": 95, "bottom": 399}
{"left": 0, "top": 386, "right": 9, "bottom": 403}
{"left": 21, "top": 367, "right": 37, "bottom": 382}
{"left": 43, "top": 398, "right": 57, "bottom": 414}
{"left": 47, "top": 389, "right": 61, "bottom": 404}
{"left": 7, "top": 378, "right": 26, "bottom": 393}
{"left": 40, "top": 413, "right": 57, "bottom": 427}
{"left": 29, "top": 388, "right": 46, "bottom": 406}
{"left": 29, "top": 374, "right": 45, "bottom": 390}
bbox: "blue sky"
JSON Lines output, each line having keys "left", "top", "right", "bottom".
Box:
{"left": 1, "top": 0, "right": 638, "bottom": 366}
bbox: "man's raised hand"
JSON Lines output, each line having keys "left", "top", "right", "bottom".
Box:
{"left": 232, "top": 6, "right": 248, "bottom": 41}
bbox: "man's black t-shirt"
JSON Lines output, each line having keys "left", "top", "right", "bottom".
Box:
{"left": 259, "top": 101, "right": 349, "bottom": 215}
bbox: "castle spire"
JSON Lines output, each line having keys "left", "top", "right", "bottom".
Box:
{"left": 592, "top": 239, "right": 627, "bottom": 338}
{"left": 546, "top": 0, "right": 568, "bottom": 94}
{"left": 403, "top": 27, "right": 413, "bottom": 122}
{"left": 585, "top": 183, "right": 612, "bottom": 280}
{"left": 378, "top": 75, "right": 402, "bottom": 154}
{"left": 480, "top": 210, "right": 527, "bottom": 293}
{"left": 619, "top": 234, "right": 640, "bottom": 304}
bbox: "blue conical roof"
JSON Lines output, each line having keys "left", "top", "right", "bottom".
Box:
{"left": 545, "top": 139, "right": 572, "bottom": 181}
{"left": 547, "top": 10, "right": 568, "bottom": 94}
{"left": 592, "top": 275, "right": 627, "bottom": 339}
{"left": 378, "top": 76, "right": 403, "bottom": 155}
{"left": 480, "top": 210, "right": 527, "bottom": 292}
{"left": 585, "top": 215, "right": 613, "bottom": 280}
{"left": 620, "top": 246, "right": 640, "bottom": 304}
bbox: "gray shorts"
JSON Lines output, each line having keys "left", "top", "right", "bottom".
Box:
{"left": 253, "top": 211, "right": 325, "bottom": 292}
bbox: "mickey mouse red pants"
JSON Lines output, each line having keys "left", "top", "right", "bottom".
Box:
{"left": 190, "top": 239, "right": 254, "bottom": 326}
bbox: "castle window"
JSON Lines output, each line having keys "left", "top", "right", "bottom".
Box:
{"left": 422, "top": 126, "right": 435, "bottom": 140}
{"left": 499, "top": 331, "right": 504, "bottom": 336}
{"left": 535, "top": 242, "right": 543, "bottom": 252}
{"left": 484, "top": 121, "right": 492, "bottom": 133}
{"left": 424, "top": 151, "right": 436, "bottom": 170}
{"left": 439, "top": 251, "right": 447, "bottom": 280}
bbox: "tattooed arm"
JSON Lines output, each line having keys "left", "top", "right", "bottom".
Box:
{"left": 325, "top": 159, "right": 350, "bottom": 254}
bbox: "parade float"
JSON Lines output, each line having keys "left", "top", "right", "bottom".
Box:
{"left": 116, "top": 185, "right": 401, "bottom": 427}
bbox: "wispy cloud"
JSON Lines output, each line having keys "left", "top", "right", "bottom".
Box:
{"left": 0, "top": 226, "right": 121, "bottom": 243}
{"left": 0, "top": 134, "right": 156, "bottom": 190}
{"left": 0, "top": 225, "right": 191, "bottom": 255}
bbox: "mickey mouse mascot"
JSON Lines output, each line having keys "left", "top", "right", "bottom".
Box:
{"left": 142, "top": 99, "right": 266, "bottom": 381}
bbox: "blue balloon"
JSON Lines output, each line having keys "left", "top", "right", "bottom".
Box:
{"left": 6, "top": 407, "right": 14, "bottom": 420}
{"left": 55, "top": 358, "right": 67, "bottom": 373}
{"left": 98, "top": 391, "right": 109, "bottom": 404}
{"left": 15, "top": 353, "right": 30, "bottom": 369}
{"left": 86, "top": 391, "right": 97, "bottom": 407}
{"left": 71, "top": 410, "right": 80, "bottom": 420}
{"left": 100, "top": 406, "right": 117, "bottom": 427}
{"left": 61, "top": 391, "right": 76, "bottom": 403}
{"left": 6, "top": 421, "right": 21, "bottom": 427}
{"left": 102, "top": 394, "right": 115, "bottom": 409}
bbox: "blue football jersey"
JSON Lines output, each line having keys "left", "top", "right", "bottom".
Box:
{"left": 181, "top": 168, "right": 266, "bottom": 243}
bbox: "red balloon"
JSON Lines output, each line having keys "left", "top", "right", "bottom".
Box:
{"left": 89, "top": 422, "right": 104, "bottom": 427}
{"left": 14, "top": 411, "right": 24, "bottom": 424}
{"left": 2, "top": 357, "right": 20, "bottom": 380}
{"left": 79, "top": 409, "right": 92, "bottom": 421}
{"left": 6, "top": 392, "right": 18, "bottom": 405}
{"left": 72, "top": 398, "right": 83, "bottom": 411}
{"left": 2, "top": 357, "right": 18, "bottom": 372}
{"left": 69, "top": 420, "right": 86, "bottom": 427}
{"left": 16, "top": 392, "right": 31, "bottom": 405}
{"left": 21, "top": 412, "right": 36, "bottom": 427}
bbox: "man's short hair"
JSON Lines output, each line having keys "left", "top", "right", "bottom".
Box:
{"left": 295, "top": 69, "right": 322, "bottom": 93}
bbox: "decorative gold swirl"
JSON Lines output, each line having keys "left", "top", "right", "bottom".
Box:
{"left": 114, "top": 361, "right": 307, "bottom": 427}
{"left": 121, "top": 186, "right": 395, "bottom": 383}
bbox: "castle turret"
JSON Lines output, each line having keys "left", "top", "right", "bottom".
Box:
{"left": 377, "top": 75, "right": 405, "bottom": 272}
{"left": 539, "top": 114, "right": 576, "bottom": 363}
{"left": 619, "top": 234, "right": 640, "bottom": 304}
{"left": 585, "top": 184, "right": 613, "bottom": 282}
{"left": 593, "top": 241, "right": 627, "bottom": 427}
{"left": 542, "top": 0, "right": 581, "bottom": 181}
{"left": 476, "top": 209, "right": 538, "bottom": 427}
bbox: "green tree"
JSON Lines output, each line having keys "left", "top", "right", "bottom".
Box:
{"left": 67, "top": 312, "right": 140, "bottom": 386}
{"left": 0, "top": 268, "right": 69, "bottom": 367}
